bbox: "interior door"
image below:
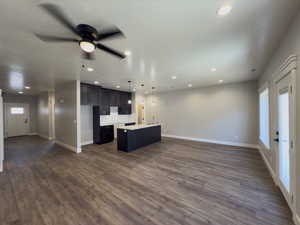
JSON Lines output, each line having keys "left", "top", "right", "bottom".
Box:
{"left": 4, "top": 103, "right": 30, "bottom": 137}
{"left": 274, "top": 71, "right": 294, "bottom": 203}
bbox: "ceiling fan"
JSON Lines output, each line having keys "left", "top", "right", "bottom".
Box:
{"left": 35, "top": 3, "right": 126, "bottom": 60}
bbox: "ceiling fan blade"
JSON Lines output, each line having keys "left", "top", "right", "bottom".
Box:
{"left": 39, "top": 3, "right": 79, "bottom": 36}
{"left": 35, "top": 34, "right": 78, "bottom": 42}
{"left": 96, "top": 27, "right": 124, "bottom": 41}
{"left": 96, "top": 43, "right": 126, "bottom": 59}
{"left": 82, "top": 52, "right": 95, "bottom": 60}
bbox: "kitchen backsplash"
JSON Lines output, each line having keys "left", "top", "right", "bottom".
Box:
{"left": 100, "top": 107, "right": 136, "bottom": 125}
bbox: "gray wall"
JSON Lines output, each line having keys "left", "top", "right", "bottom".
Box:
{"left": 55, "top": 81, "right": 78, "bottom": 150}
{"left": 146, "top": 80, "right": 258, "bottom": 146}
{"left": 3, "top": 93, "right": 38, "bottom": 134}
{"left": 37, "top": 92, "right": 50, "bottom": 138}
{"left": 258, "top": 11, "right": 300, "bottom": 216}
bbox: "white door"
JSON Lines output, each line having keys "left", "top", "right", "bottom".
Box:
{"left": 4, "top": 103, "right": 30, "bottom": 137}
{"left": 274, "top": 71, "right": 295, "bottom": 204}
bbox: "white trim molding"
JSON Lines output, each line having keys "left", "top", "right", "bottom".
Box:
{"left": 81, "top": 140, "right": 93, "bottom": 146}
{"left": 38, "top": 134, "right": 53, "bottom": 140}
{"left": 162, "top": 134, "right": 259, "bottom": 149}
{"left": 0, "top": 89, "right": 3, "bottom": 172}
{"left": 55, "top": 140, "right": 82, "bottom": 153}
{"left": 258, "top": 146, "right": 277, "bottom": 184}
{"left": 294, "top": 213, "right": 300, "bottom": 225}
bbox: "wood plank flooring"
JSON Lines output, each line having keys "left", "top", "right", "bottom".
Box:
{"left": 0, "top": 135, "right": 294, "bottom": 225}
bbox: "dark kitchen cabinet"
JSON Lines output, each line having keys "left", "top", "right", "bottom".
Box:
{"left": 100, "top": 125, "right": 114, "bottom": 144}
{"left": 118, "top": 104, "right": 131, "bottom": 115}
{"left": 87, "top": 85, "right": 98, "bottom": 105}
{"left": 93, "top": 106, "right": 101, "bottom": 144}
{"left": 99, "top": 88, "right": 110, "bottom": 115}
{"left": 81, "top": 84, "right": 88, "bottom": 105}
{"left": 118, "top": 91, "right": 132, "bottom": 115}
{"left": 109, "top": 90, "right": 120, "bottom": 106}
{"left": 81, "top": 83, "right": 132, "bottom": 115}
{"left": 81, "top": 83, "right": 99, "bottom": 106}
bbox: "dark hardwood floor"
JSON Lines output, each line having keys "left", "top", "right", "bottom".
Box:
{"left": 0, "top": 135, "right": 294, "bottom": 225}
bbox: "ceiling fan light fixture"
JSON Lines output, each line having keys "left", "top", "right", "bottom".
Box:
{"left": 217, "top": 4, "right": 232, "bottom": 16}
{"left": 80, "top": 41, "right": 95, "bottom": 53}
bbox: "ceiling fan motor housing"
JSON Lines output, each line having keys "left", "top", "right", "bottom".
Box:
{"left": 76, "top": 24, "right": 98, "bottom": 41}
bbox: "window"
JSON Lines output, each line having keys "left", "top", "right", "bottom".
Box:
{"left": 259, "top": 88, "right": 270, "bottom": 149}
{"left": 10, "top": 107, "right": 24, "bottom": 115}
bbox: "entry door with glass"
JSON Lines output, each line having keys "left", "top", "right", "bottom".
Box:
{"left": 274, "top": 71, "right": 294, "bottom": 203}
{"left": 4, "top": 103, "right": 30, "bottom": 137}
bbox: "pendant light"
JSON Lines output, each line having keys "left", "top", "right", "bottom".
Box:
{"left": 128, "top": 81, "right": 132, "bottom": 104}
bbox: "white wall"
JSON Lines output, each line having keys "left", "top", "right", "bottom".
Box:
{"left": 0, "top": 90, "right": 3, "bottom": 172}
{"left": 37, "top": 92, "right": 50, "bottom": 139}
{"left": 3, "top": 93, "right": 38, "bottom": 134}
{"left": 80, "top": 105, "right": 93, "bottom": 145}
{"left": 145, "top": 81, "right": 258, "bottom": 147}
{"left": 258, "top": 11, "right": 300, "bottom": 220}
{"left": 55, "top": 81, "right": 81, "bottom": 153}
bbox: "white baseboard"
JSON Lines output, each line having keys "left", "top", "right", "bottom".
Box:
{"left": 55, "top": 140, "right": 81, "bottom": 154}
{"left": 38, "top": 134, "right": 53, "bottom": 140}
{"left": 258, "top": 146, "right": 277, "bottom": 184}
{"left": 162, "top": 134, "right": 259, "bottom": 149}
{"left": 81, "top": 140, "right": 93, "bottom": 146}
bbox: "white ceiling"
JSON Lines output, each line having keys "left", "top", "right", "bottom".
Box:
{"left": 0, "top": 0, "right": 299, "bottom": 95}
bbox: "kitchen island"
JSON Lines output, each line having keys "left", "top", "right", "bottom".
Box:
{"left": 117, "top": 124, "right": 161, "bottom": 152}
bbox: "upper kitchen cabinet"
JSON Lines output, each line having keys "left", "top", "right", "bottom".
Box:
{"left": 87, "top": 85, "right": 99, "bottom": 105}
{"left": 80, "top": 83, "right": 132, "bottom": 115}
{"left": 118, "top": 91, "right": 132, "bottom": 115}
{"left": 99, "top": 88, "right": 110, "bottom": 115}
{"left": 109, "top": 90, "right": 120, "bottom": 107}
{"left": 81, "top": 83, "right": 88, "bottom": 105}
{"left": 80, "top": 83, "right": 98, "bottom": 106}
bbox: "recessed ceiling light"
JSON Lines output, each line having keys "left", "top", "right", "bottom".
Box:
{"left": 219, "top": 80, "right": 224, "bottom": 83}
{"left": 116, "top": 85, "right": 120, "bottom": 89}
{"left": 125, "top": 50, "right": 131, "bottom": 56}
{"left": 211, "top": 68, "right": 217, "bottom": 72}
{"left": 172, "top": 76, "right": 177, "bottom": 80}
{"left": 18, "top": 91, "right": 23, "bottom": 94}
{"left": 217, "top": 4, "right": 232, "bottom": 16}
{"left": 87, "top": 67, "right": 94, "bottom": 72}
{"left": 94, "top": 81, "right": 99, "bottom": 85}
{"left": 188, "top": 84, "right": 192, "bottom": 88}
{"left": 25, "top": 86, "right": 31, "bottom": 89}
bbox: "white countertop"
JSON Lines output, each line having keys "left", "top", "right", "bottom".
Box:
{"left": 100, "top": 122, "right": 135, "bottom": 127}
{"left": 118, "top": 124, "right": 161, "bottom": 130}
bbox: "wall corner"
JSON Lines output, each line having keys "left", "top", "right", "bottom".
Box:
{"left": 0, "top": 89, "right": 4, "bottom": 172}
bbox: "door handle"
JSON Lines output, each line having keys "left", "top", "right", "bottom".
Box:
{"left": 274, "top": 138, "right": 279, "bottom": 143}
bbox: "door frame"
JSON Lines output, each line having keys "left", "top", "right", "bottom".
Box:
{"left": 4, "top": 102, "right": 30, "bottom": 138}
{"left": 272, "top": 55, "right": 296, "bottom": 210}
